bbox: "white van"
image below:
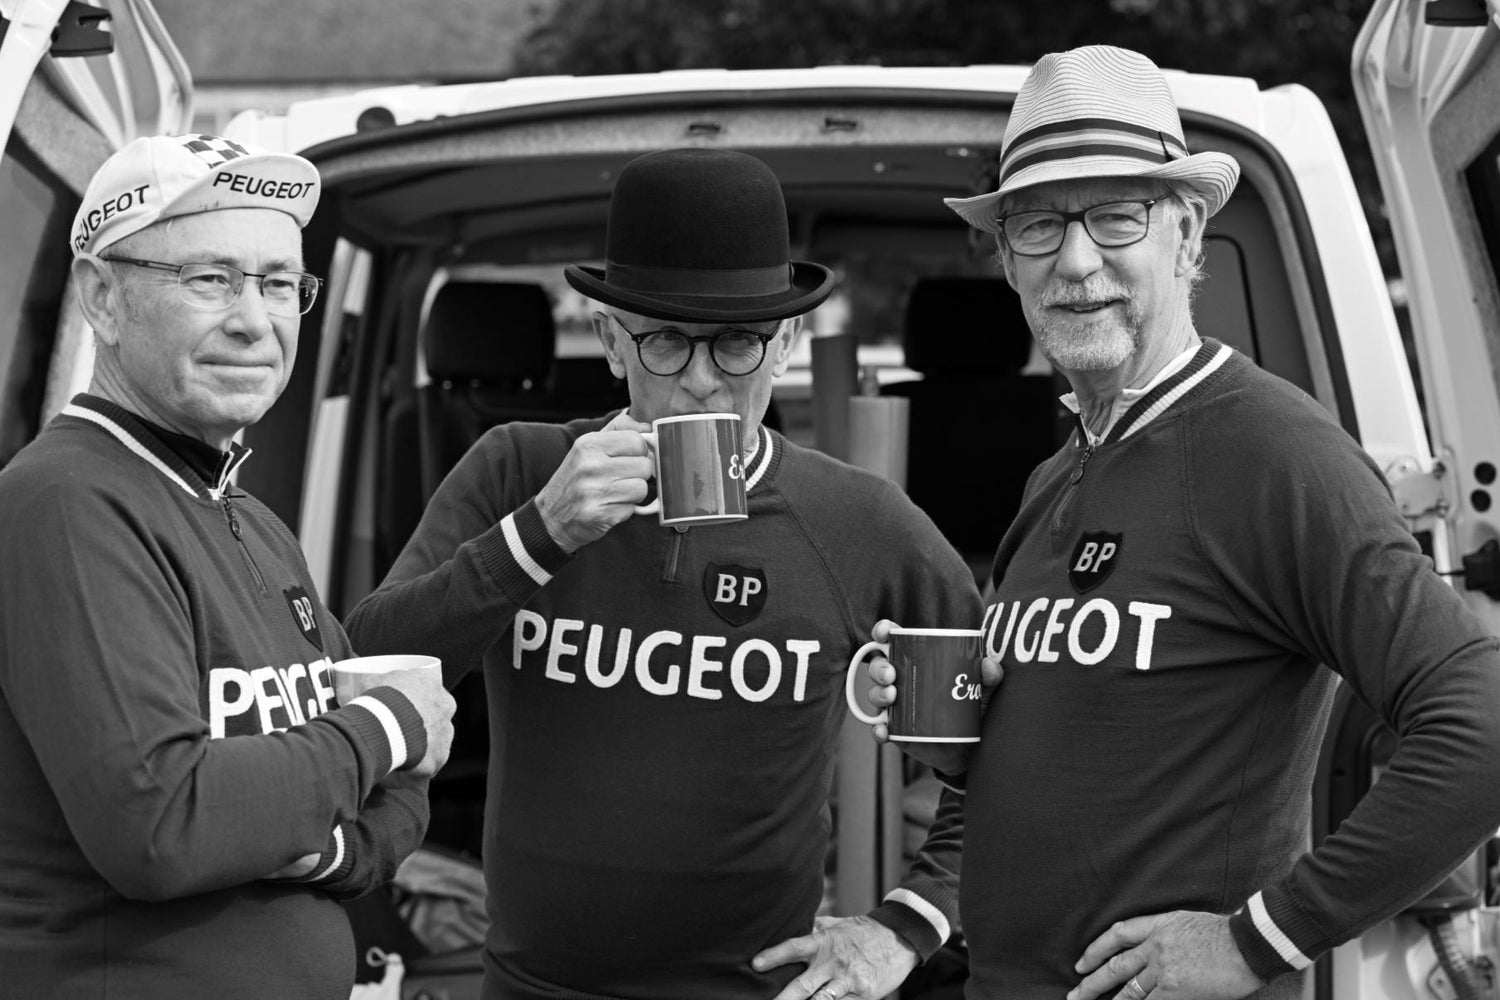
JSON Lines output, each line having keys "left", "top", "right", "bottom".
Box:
{"left": 3, "top": 0, "right": 1499, "bottom": 996}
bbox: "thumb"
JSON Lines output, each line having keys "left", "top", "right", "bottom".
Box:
{"left": 605, "top": 409, "right": 651, "bottom": 433}
{"left": 980, "top": 655, "right": 1004, "bottom": 688}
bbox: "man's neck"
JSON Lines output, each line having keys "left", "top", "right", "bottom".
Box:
{"left": 1069, "top": 323, "right": 1201, "bottom": 440}
{"left": 89, "top": 371, "right": 235, "bottom": 452}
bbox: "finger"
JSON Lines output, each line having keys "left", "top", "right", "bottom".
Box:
{"left": 1075, "top": 915, "right": 1158, "bottom": 974}
{"left": 603, "top": 410, "right": 650, "bottom": 433}
{"left": 980, "top": 656, "right": 1005, "bottom": 687}
{"left": 751, "top": 933, "right": 817, "bottom": 974}
{"left": 867, "top": 656, "right": 897, "bottom": 686}
{"left": 593, "top": 429, "right": 652, "bottom": 455}
{"left": 870, "top": 618, "right": 897, "bottom": 641}
{"left": 768, "top": 968, "right": 833, "bottom": 1000}
{"left": 868, "top": 683, "right": 897, "bottom": 709}
{"left": 1068, "top": 946, "right": 1147, "bottom": 1000}
{"left": 1108, "top": 972, "right": 1156, "bottom": 1000}
{"left": 809, "top": 979, "right": 849, "bottom": 1000}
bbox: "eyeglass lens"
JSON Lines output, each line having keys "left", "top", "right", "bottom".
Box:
{"left": 178, "top": 264, "right": 320, "bottom": 316}
{"left": 1002, "top": 201, "right": 1153, "bottom": 256}
{"left": 637, "top": 329, "right": 768, "bottom": 376}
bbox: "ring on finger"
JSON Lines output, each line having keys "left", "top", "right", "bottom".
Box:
{"left": 1126, "top": 975, "right": 1148, "bottom": 999}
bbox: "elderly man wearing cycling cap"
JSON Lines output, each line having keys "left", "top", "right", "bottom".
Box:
{"left": 0, "top": 133, "right": 455, "bottom": 999}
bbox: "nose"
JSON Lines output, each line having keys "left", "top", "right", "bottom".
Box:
{"left": 678, "top": 340, "right": 726, "bottom": 399}
{"left": 223, "top": 276, "right": 277, "bottom": 341}
{"left": 1053, "top": 220, "right": 1103, "bottom": 281}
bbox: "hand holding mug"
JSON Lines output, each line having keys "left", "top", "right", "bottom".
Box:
{"left": 855, "top": 619, "right": 1002, "bottom": 775}
{"left": 535, "top": 411, "right": 656, "bottom": 552}
{"left": 333, "top": 655, "right": 456, "bottom": 779}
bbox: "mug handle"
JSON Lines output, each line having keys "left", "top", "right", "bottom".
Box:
{"left": 845, "top": 640, "right": 890, "bottom": 725}
{"left": 633, "top": 430, "right": 660, "bottom": 515}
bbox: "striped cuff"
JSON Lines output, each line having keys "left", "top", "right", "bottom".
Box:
{"left": 345, "top": 687, "right": 428, "bottom": 774}
{"left": 477, "top": 499, "right": 572, "bottom": 597}
{"left": 1228, "top": 889, "right": 1317, "bottom": 982}
{"left": 869, "top": 887, "right": 953, "bottom": 962}
{"left": 297, "top": 825, "right": 352, "bottom": 884}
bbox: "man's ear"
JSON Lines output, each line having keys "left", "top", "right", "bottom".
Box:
{"left": 593, "top": 311, "right": 629, "bottom": 379}
{"left": 1174, "top": 199, "right": 1209, "bottom": 277}
{"left": 71, "top": 254, "right": 120, "bottom": 347}
{"left": 769, "top": 316, "right": 805, "bottom": 378}
{"left": 995, "top": 238, "right": 1019, "bottom": 290}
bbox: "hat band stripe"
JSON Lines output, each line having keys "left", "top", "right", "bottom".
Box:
{"left": 1012, "top": 129, "right": 1175, "bottom": 161}
{"left": 1001, "top": 118, "right": 1187, "bottom": 179}
{"left": 1008, "top": 116, "right": 1188, "bottom": 155}
{"left": 999, "top": 142, "right": 1178, "bottom": 187}
{"left": 605, "top": 261, "right": 792, "bottom": 298}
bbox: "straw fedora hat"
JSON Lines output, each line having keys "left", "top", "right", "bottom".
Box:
{"left": 565, "top": 148, "right": 835, "bottom": 323}
{"left": 946, "top": 45, "right": 1240, "bottom": 233}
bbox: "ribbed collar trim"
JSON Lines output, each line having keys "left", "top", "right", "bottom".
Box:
{"left": 1063, "top": 339, "right": 1234, "bottom": 448}
{"left": 745, "top": 424, "right": 776, "bottom": 492}
{"left": 57, "top": 393, "right": 252, "bottom": 500}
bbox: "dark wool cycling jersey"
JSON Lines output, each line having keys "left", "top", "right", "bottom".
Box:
{"left": 950, "top": 341, "right": 1500, "bottom": 997}
{"left": 347, "top": 417, "right": 982, "bottom": 1000}
{"left": 0, "top": 394, "right": 430, "bottom": 1000}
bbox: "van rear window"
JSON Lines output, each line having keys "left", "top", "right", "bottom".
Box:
{"left": 0, "top": 141, "right": 75, "bottom": 470}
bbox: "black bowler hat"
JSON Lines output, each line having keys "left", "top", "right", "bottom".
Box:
{"left": 564, "top": 148, "right": 836, "bottom": 323}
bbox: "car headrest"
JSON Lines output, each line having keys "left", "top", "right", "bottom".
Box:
{"left": 902, "top": 277, "right": 1031, "bottom": 376}
{"left": 424, "top": 281, "right": 556, "bottom": 384}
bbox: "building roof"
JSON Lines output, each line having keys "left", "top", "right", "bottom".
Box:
{"left": 151, "top": 0, "right": 558, "bottom": 84}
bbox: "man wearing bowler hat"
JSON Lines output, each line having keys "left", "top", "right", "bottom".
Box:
{"left": 346, "top": 147, "right": 982, "bottom": 1000}
{"left": 862, "top": 44, "right": 1500, "bottom": 999}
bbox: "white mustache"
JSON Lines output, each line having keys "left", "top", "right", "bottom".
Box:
{"left": 1041, "top": 283, "right": 1132, "bottom": 309}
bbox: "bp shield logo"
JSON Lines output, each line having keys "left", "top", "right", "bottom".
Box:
{"left": 1068, "top": 532, "right": 1122, "bottom": 594}
{"left": 704, "top": 563, "right": 767, "bottom": 626}
{"left": 284, "top": 586, "right": 324, "bottom": 651}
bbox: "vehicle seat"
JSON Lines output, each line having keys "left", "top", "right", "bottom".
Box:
{"left": 883, "top": 277, "right": 1061, "bottom": 579}
{"left": 417, "top": 281, "right": 561, "bottom": 500}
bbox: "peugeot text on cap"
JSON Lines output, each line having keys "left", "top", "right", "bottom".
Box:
{"left": 71, "top": 133, "right": 321, "bottom": 257}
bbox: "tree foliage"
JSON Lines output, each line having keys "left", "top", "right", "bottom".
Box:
{"left": 515, "top": 0, "right": 1391, "bottom": 268}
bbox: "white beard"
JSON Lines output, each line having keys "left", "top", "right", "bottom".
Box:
{"left": 1029, "top": 282, "right": 1143, "bottom": 372}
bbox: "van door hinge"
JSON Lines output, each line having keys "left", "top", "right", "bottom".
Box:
{"left": 1461, "top": 540, "right": 1500, "bottom": 599}
{"left": 4, "top": 1, "right": 115, "bottom": 58}
{"left": 1386, "top": 456, "right": 1450, "bottom": 519}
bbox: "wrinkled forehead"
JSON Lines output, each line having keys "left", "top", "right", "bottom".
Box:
{"left": 115, "top": 207, "right": 304, "bottom": 267}
{"left": 1000, "top": 176, "right": 1168, "bottom": 215}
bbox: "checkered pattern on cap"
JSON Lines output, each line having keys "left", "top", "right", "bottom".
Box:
{"left": 178, "top": 134, "right": 250, "bottom": 170}
{"left": 944, "top": 45, "right": 1240, "bottom": 232}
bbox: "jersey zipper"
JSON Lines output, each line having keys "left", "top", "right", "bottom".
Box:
{"left": 222, "top": 495, "right": 267, "bottom": 594}
{"left": 1050, "top": 441, "right": 1096, "bottom": 536}
{"left": 662, "top": 526, "right": 688, "bottom": 583}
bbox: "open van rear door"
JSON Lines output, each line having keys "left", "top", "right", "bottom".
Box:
{"left": 1324, "top": 2, "right": 1500, "bottom": 997}
{"left": 0, "top": 0, "right": 192, "bottom": 458}
{"left": 1355, "top": 0, "right": 1500, "bottom": 627}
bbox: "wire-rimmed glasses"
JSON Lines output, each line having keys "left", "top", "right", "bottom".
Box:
{"left": 101, "top": 256, "right": 323, "bottom": 316}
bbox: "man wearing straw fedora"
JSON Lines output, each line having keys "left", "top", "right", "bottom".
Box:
{"left": 865, "top": 44, "right": 1500, "bottom": 1000}
{"left": 347, "top": 147, "right": 982, "bottom": 1000}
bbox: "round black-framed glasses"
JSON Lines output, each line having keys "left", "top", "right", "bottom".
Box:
{"left": 610, "top": 313, "right": 779, "bottom": 377}
{"left": 996, "top": 199, "right": 1161, "bottom": 257}
{"left": 100, "top": 256, "right": 324, "bottom": 316}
